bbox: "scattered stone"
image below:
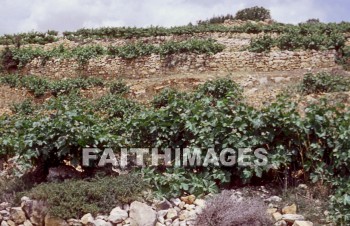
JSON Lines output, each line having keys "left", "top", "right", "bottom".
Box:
{"left": 81, "top": 213, "right": 94, "bottom": 225}
{"left": 170, "top": 198, "right": 181, "bottom": 207}
{"left": 193, "top": 199, "right": 205, "bottom": 208}
{"left": 282, "top": 204, "right": 297, "bottom": 214}
{"left": 272, "top": 212, "right": 283, "bottom": 221}
{"left": 9, "top": 207, "right": 26, "bottom": 224}
{"left": 7, "top": 221, "right": 15, "bottom": 226}
{"left": 180, "top": 195, "right": 195, "bottom": 205}
{"left": 274, "top": 220, "right": 288, "bottom": 226}
{"left": 91, "top": 219, "right": 112, "bottom": 226}
{"left": 67, "top": 218, "right": 82, "bottom": 226}
{"left": 166, "top": 208, "right": 177, "bottom": 220}
{"left": 267, "top": 208, "right": 278, "bottom": 214}
{"left": 265, "top": 196, "right": 282, "bottom": 203}
{"left": 23, "top": 220, "right": 33, "bottom": 226}
{"left": 0, "top": 203, "right": 9, "bottom": 211}
{"left": 129, "top": 201, "right": 157, "bottom": 226}
{"left": 155, "top": 199, "right": 172, "bottom": 210}
{"left": 292, "top": 221, "right": 314, "bottom": 226}
{"left": 0, "top": 221, "right": 8, "bottom": 226}
{"left": 282, "top": 214, "right": 305, "bottom": 223}
{"left": 298, "top": 184, "right": 308, "bottom": 190}
{"left": 44, "top": 214, "right": 69, "bottom": 226}
{"left": 108, "top": 207, "right": 128, "bottom": 224}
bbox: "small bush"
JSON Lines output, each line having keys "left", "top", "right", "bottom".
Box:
{"left": 152, "top": 89, "right": 189, "bottom": 108}
{"left": 11, "top": 99, "right": 36, "bottom": 115}
{"left": 248, "top": 35, "right": 274, "bottom": 53}
{"left": 195, "top": 78, "right": 243, "bottom": 101}
{"left": 195, "top": 190, "right": 272, "bottom": 226}
{"left": 197, "top": 14, "right": 235, "bottom": 25}
{"left": 299, "top": 72, "right": 350, "bottom": 95}
{"left": 235, "top": 6, "right": 271, "bottom": 21}
{"left": 109, "top": 80, "right": 129, "bottom": 95}
{"left": 25, "top": 174, "right": 147, "bottom": 219}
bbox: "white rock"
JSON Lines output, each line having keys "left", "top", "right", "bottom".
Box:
{"left": 282, "top": 214, "right": 305, "bottom": 223}
{"left": 129, "top": 201, "right": 157, "bottom": 226}
{"left": 92, "top": 219, "right": 112, "bottom": 226}
{"left": 81, "top": 213, "right": 94, "bottom": 225}
{"left": 108, "top": 207, "right": 128, "bottom": 224}
{"left": 166, "top": 208, "right": 178, "bottom": 220}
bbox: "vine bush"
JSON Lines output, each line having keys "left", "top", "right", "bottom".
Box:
{"left": 0, "top": 77, "right": 349, "bottom": 224}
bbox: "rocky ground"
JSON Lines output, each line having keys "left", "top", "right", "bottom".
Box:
{"left": 0, "top": 185, "right": 325, "bottom": 226}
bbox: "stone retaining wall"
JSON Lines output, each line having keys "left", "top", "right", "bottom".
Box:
{"left": 23, "top": 50, "right": 337, "bottom": 78}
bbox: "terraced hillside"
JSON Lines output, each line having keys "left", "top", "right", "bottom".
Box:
{"left": 1, "top": 14, "right": 350, "bottom": 226}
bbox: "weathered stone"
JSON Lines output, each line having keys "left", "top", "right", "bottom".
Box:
{"left": 67, "top": 218, "right": 82, "bottom": 226}
{"left": 155, "top": 199, "right": 172, "bottom": 211}
{"left": 81, "top": 213, "right": 94, "bottom": 225}
{"left": 23, "top": 220, "right": 33, "bottom": 226}
{"left": 180, "top": 195, "right": 195, "bottom": 205}
{"left": 91, "top": 219, "right": 112, "bottom": 226}
{"left": 272, "top": 212, "right": 283, "bottom": 221}
{"left": 282, "top": 214, "right": 305, "bottom": 223}
{"left": 107, "top": 207, "right": 128, "bottom": 224}
{"left": 166, "top": 208, "right": 177, "bottom": 220}
{"left": 129, "top": 201, "right": 157, "bottom": 226}
{"left": 292, "top": 221, "right": 313, "bottom": 226}
{"left": 282, "top": 204, "right": 297, "bottom": 214}
{"left": 10, "top": 207, "right": 26, "bottom": 224}
{"left": 44, "top": 214, "right": 69, "bottom": 226}
{"left": 194, "top": 199, "right": 205, "bottom": 208}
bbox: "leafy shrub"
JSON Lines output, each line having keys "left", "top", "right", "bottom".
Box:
{"left": 0, "top": 31, "right": 58, "bottom": 45}
{"left": 21, "top": 75, "right": 50, "bottom": 97}
{"left": 50, "top": 77, "right": 104, "bottom": 96}
{"left": 109, "top": 80, "right": 129, "bottom": 95}
{"left": 0, "top": 46, "right": 19, "bottom": 71}
{"left": 248, "top": 35, "right": 274, "bottom": 53}
{"left": 195, "top": 78, "right": 243, "bottom": 101}
{"left": 25, "top": 174, "right": 147, "bottom": 219}
{"left": 305, "top": 18, "right": 321, "bottom": 24}
{"left": 143, "top": 168, "right": 229, "bottom": 199}
{"left": 152, "top": 88, "right": 189, "bottom": 108}
{"left": 197, "top": 14, "right": 235, "bottom": 25}
{"left": 96, "top": 94, "right": 141, "bottom": 118}
{"left": 195, "top": 190, "right": 272, "bottom": 226}
{"left": 11, "top": 99, "right": 36, "bottom": 115}
{"left": 235, "top": 6, "right": 271, "bottom": 21}
{"left": 299, "top": 72, "right": 350, "bottom": 95}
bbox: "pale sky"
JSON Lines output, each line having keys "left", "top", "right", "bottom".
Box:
{"left": 0, "top": 0, "right": 349, "bottom": 35}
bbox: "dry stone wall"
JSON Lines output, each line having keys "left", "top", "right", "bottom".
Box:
{"left": 23, "top": 50, "right": 336, "bottom": 79}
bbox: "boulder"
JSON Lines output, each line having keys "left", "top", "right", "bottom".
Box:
{"left": 107, "top": 207, "right": 128, "bottom": 224}
{"left": 10, "top": 207, "right": 26, "bottom": 224}
{"left": 130, "top": 201, "right": 156, "bottom": 226}
{"left": 282, "top": 204, "right": 297, "bottom": 214}
{"left": 44, "top": 214, "right": 69, "bottom": 226}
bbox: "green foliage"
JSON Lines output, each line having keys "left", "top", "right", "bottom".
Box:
{"left": 299, "top": 72, "right": 350, "bottom": 95}
{"left": 248, "top": 35, "right": 274, "bottom": 53}
{"left": 96, "top": 94, "right": 141, "bottom": 118}
{"left": 195, "top": 78, "right": 243, "bottom": 100}
{"left": 1, "top": 77, "right": 350, "bottom": 224}
{"left": 143, "top": 168, "right": 229, "bottom": 198}
{"left": 248, "top": 23, "right": 347, "bottom": 52}
{"left": 197, "top": 14, "right": 235, "bottom": 25}
{"left": 235, "top": 6, "right": 271, "bottom": 21}
{"left": 0, "top": 31, "right": 58, "bottom": 45}
{"left": 0, "top": 74, "right": 105, "bottom": 97}
{"left": 1, "top": 39, "right": 224, "bottom": 69}
{"left": 11, "top": 99, "right": 36, "bottom": 115}
{"left": 152, "top": 89, "right": 189, "bottom": 109}
{"left": 25, "top": 174, "right": 147, "bottom": 219}
{"left": 109, "top": 80, "right": 129, "bottom": 95}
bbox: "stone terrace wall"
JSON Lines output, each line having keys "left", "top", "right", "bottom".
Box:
{"left": 23, "top": 50, "right": 337, "bottom": 78}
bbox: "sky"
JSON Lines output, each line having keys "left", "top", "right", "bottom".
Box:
{"left": 0, "top": 0, "right": 349, "bottom": 35}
